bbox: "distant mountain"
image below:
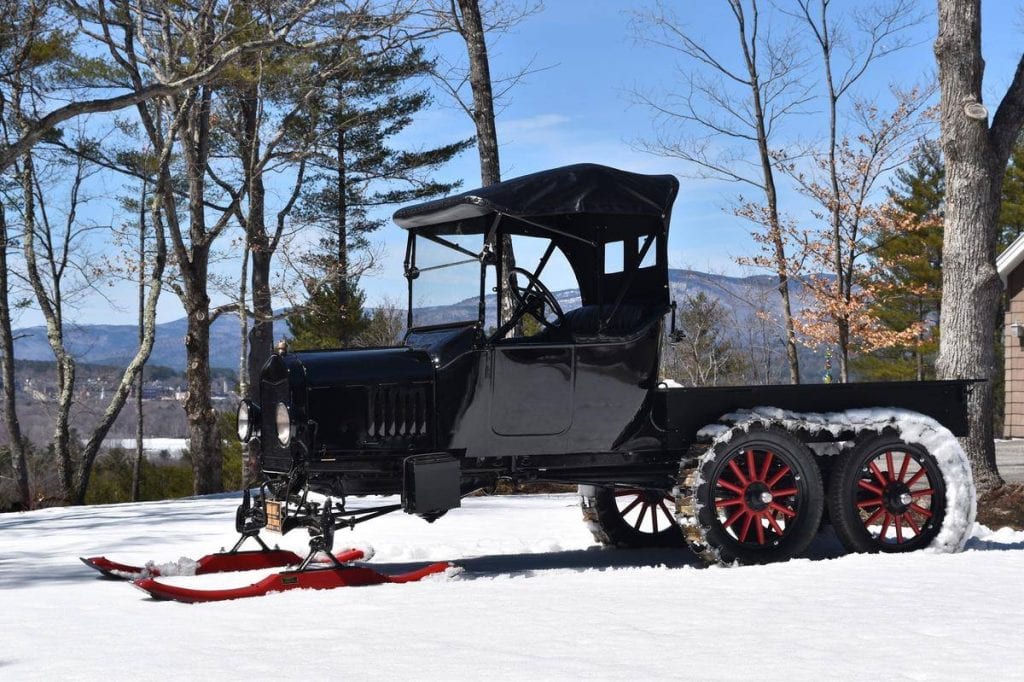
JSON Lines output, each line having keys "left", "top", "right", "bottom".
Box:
{"left": 13, "top": 316, "right": 244, "bottom": 371}
{"left": 13, "top": 268, "right": 822, "bottom": 376}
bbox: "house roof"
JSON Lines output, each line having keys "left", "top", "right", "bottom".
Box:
{"left": 997, "top": 233, "right": 1024, "bottom": 286}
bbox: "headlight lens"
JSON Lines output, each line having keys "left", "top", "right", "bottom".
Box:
{"left": 236, "top": 400, "right": 258, "bottom": 443}
{"left": 275, "top": 402, "right": 292, "bottom": 446}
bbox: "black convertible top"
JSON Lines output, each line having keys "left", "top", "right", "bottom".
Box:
{"left": 392, "top": 163, "right": 679, "bottom": 231}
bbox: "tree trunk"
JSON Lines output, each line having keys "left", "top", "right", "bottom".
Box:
{"left": 248, "top": 249, "right": 272, "bottom": 384}
{"left": 132, "top": 178, "right": 147, "bottom": 502}
{"left": 74, "top": 255, "right": 166, "bottom": 503}
{"left": 455, "top": 0, "right": 518, "bottom": 333}
{"left": 335, "top": 105, "right": 351, "bottom": 325}
{"left": 738, "top": 2, "right": 800, "bottom": 384}
{"left": 178, "top": 79, "right": 223, "bottom": 496}
{"left": 240, "top": 89, "right": 273, "bottom": 398}
{"left": 823, "top": 35, "right": 849, "bottom": 384}
{"left": 458, "top": 0, "right": 500, "bottom": 187}
{"left": 180, "top": 205, "right": 222, "bottom": 496}
{"left": 934, "top": 0, "right": 1024, "bottom": 493}
{"left": 0, "top": 202, "right": 30, "bottom": 510}
{"left": 184, "top": 296, "right": 222, "bottom": 495}
{"left": 238, "top": 244, "right": 251, "bottom": 488}
{"left": 19, "top": 151, "right": 76, "bottom": 503}
{"left": 238, "top": 246, "right": 249, "bottom": 399}
{"left": 751, "top": 116, "right": 799, "bottom": 384}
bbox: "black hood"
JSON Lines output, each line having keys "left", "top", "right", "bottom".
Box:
{"left": 287, "top": 346, "right": 435, "bottom": 388}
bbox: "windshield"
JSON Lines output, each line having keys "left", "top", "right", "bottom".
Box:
{"left": 407, "top": 233, "right": 487, "bottom": 329}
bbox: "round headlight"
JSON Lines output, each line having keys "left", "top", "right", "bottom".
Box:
{"left": 275, "top": 402, "right": 292, "bottom": 446}
{"left": 236, "top": 400, "right": 259, "bottom": 443}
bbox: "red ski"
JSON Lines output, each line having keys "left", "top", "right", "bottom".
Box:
{"left": 133, "top": 560, "right": 453, "bottom": 603}
{"left": 81, "top": 547, "right": 366, "bottom": 580}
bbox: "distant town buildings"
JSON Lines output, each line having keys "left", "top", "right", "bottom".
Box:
{"left": 10, "top": 371, "right": 236, "bottom": 404}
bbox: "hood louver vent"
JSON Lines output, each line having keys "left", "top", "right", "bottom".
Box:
{"left": 367, "top": 385, "right": 429, "bottom": 440}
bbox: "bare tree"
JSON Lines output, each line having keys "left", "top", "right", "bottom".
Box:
{"left": 131, "top": 174, "right": 149, "bottom": 502}
{"left": 714, "top": 276, "right": 788, "bottom": 385}
{"left": 358, "top": 297, "right": 406, "bottom": 347}
{"left": 935, "top": 0, "right": 1024, "bottom": 493}
{"left": 779, "top": 88, "right": 934, "bottom": 374}
{"left": 424, "top": 0, "right": 543, "bottom": 336}
{"left": 2, "top": 123, "right": 173, "bottom": 504}
{"left": 77, "top": 0, "right": 242, "bottom": 495}
{"left": 790, "top": 0, "right": 924, "bottom": 381}
{"left": 633, "top": 0, "right": 808, "bottom": 383}
{"left": 662, "top": 292, "right": 748, "bottom": 386}
{"left": 0, "top": 0, "right": 59, "bottom": 507}
{"left": 81, "top": 1, "right": 399, "bottom": 494}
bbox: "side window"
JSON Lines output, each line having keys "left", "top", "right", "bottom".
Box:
{"left": 604, "top": 241, "right": 624, "bottom": 274}
{"left": 506, "top": 236, "right": 581, "bottom": 313}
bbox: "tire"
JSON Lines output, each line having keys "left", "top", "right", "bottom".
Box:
{"left": 579, "top": 485, "right": 684, "bottom": 548}
{"left": 680, "top": 425, "right": 824, "bottom": 565}
{"left": 828, "top": 433, "right": 949, "bottom": 553}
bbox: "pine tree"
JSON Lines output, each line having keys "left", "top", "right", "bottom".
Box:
{"left": 294, "top": 43, "right": 472, "bottom": 345}
{"left": 287, "top": 280, "right": 370, "bottom": 351}
{"left": 854, "top": 140, "right": 944, "bottom": 381}
{"left": 1000, "top": 140, "right": 1024, "bottom": 250}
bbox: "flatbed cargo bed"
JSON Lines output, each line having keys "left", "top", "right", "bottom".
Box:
{"left": 653, "top": 379, "right": 975, "bottom": 439}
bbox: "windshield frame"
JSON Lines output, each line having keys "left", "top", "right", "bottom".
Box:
{"left": 404, "top": 229, "right": 490, "bottom": 332}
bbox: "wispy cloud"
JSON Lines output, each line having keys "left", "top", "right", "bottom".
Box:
{"left": 499, "top": 113, "right": 571, "bottom": 135}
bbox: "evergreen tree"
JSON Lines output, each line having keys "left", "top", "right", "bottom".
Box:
{"left": 287, "top": 280, "right": 370, "bottom": 351}
{"left": 1000, "top": 140, "right": 1024, "bottom": 250}
{"left": 854, "top": 140, "right": 944, "bottom": 381}
{"left": 294, "top": 43, "right": 472, "bottom": 345}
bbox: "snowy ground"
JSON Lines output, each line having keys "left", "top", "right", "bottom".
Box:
{"left": 3, "top": 493, "right": 1024, "bottom": 681}
{"left": 99, "top": 438, "right": 189, "bottom": 460}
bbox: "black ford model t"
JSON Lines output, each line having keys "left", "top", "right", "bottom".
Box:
{"left": 236, "top": 163, "right": 975, "bottom": 569}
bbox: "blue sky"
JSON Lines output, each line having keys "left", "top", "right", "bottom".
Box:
{"left": 24, "top": 0, "right": 1024, "bottom": 327}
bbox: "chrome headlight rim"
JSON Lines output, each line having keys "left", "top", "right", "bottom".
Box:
{"left": 275, "top": 402, "right": 292, "bottom": 446}
{"left": 236, "top": 400, "right": 259, "bottom": 443}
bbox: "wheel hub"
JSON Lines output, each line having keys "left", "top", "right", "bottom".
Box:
{"left": 746, "top": 482, "right": 773, "bottom": 511}
{"left": 883, "top": 481, "right": 912, "bottom": 514}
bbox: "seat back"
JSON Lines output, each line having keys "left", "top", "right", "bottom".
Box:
{"left": 529, "top": 302, "right": 663, "bottom": 343}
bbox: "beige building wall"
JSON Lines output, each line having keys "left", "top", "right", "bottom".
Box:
{"left": 1005, "top": 267, "right": 1024, "bottom": 437}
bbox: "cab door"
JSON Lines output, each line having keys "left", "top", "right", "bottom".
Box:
{"left": 490, "top": 344, "right": 574, "bottom": 436}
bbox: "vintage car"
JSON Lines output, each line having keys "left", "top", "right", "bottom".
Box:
{"left": 236, "top": 163, "right": 975, "bottom": 567}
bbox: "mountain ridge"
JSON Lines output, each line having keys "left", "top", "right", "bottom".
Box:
{"left": 12, "top": 268, "right": 814, "bottom": 371}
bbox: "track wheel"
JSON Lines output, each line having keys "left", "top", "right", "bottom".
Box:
{"left": 579, "top": 485, "right": 684, "bottom": 548}
{"left": 828, "top": 434, "right": 947, "bottom": 553}
{"left": 680, "top": 426, "right": 824, "bottom": 565}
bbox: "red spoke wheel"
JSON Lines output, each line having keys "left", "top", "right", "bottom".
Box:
{"left": 579, "top": 485, "right": 684, "bottom": 548}
{"left": 828, "top": 434, "right": 947, "bottom": 553}
{"left": 686, "top": 426, "right": 824, "bottom": 565}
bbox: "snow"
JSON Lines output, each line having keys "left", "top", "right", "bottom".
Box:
{"left": 3, "top": 492, "right": 1024, "bottom": 680}
{"left": 100, "top": 438, "right": 189, "bottom": 459}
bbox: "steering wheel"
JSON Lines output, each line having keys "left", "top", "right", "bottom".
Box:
{"left": 506, "top": 267, "right": 566, "bottom": 331}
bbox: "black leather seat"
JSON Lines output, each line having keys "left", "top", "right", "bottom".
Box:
{"left": 529, "top": 303, "right": 662, "bottom": 343}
